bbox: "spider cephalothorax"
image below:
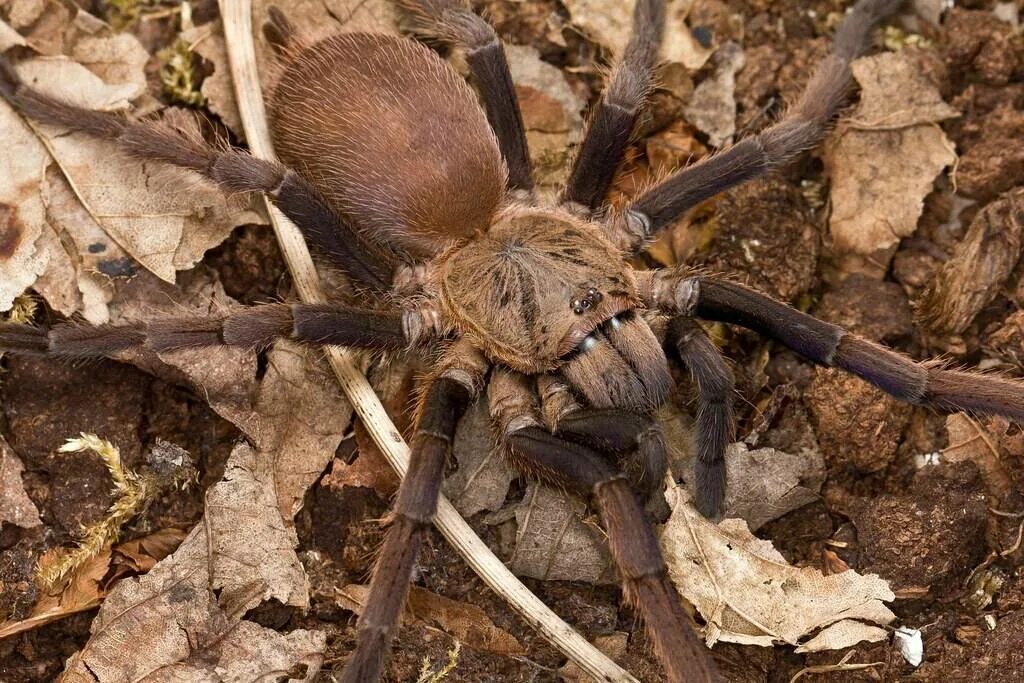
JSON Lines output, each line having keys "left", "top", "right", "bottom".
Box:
{"left": 2, "top": 1, "right": 1022, "bottom": 682}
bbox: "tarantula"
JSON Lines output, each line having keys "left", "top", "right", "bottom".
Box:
{"left": 2, "top": 0, "right": 1023, "bottom": 680}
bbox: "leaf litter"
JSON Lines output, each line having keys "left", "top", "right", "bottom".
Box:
{"left": 826, "top": 49, "right": 959, "bottom": 257}
{"left": 661, "top": 483, "right": 895, "bottom": 650}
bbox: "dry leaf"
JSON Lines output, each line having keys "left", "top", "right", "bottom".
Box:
{"left": 565, "top": 0, "right": 715, "bottom": 72}
{"left": 720, "top": 442, "right": 820, "bottom": 532}
{"left": 683, "top": 42, "right": 744, "bottom": 147}
{"left": 826, "top": 51, "right": 958, "bottom": 256}
{"left": 338, "top": 584, "right": 524, "bottom": 657}
{"left": 794, "top": 619, "right": 889, "bottom": 653}
{"left": 943, "top": 413, "right": 1019, "bottom": 501}
{"left": 508, "top": 483, "right": 615, "bottom": 585}
{"left": 443, "top": 398, "right": 514, "bottom": 518}
{"left": 244, "top": 341, "right": 353, "bottom": 521}
{"left": 661, "top": 484, "right": 895, "bottom": 648}
{"left": 0, "top": 529, "right": 184, "bottom": 639}
{"left": 919, "top": 188, "right": 1024, "bottom": 335}
{"left": 505, "top": 43, "right": 584, "bottom": 193}
{"left": 0, "top": 434, "right": 41, "bottom": 528}
{"left": 322, "top": 450, "right": 398, "bottom": 497}
{"left": 0, "top": 15, "right": 263, "bottom": 319}
{"left": 58, "top": 443, "right": 325, "bottom": 682}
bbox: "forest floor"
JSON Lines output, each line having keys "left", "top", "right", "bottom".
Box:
{"left": 2, "top": 0, "right": 1024, "bottom": 681}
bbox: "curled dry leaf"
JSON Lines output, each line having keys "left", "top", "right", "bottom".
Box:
{"left": 918, "top": 188, "right": 1024, "bottom": 335}
{"left": 338, "top": 583, "right": 525, "bottom": 657}
{"left": 0, "top": 14, "right": 262, "bottom": 319}
{"left": 0, "top": 434, "right": 41, "bottom": 528}
{"left": 509, "top": 483, "right": 616, "bottom": 585}
{"left": 661, "top": 484, "right": 896, "bottom": 649}
{"left": 826, "top": 50, "right": 958, "bottom": 257}
{"left": 565, "top": 0, "right": 715, "bottom": 72}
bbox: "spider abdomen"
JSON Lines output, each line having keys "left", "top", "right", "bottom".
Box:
{"left": 269, "top": 32, "right": 506, "bottom": 258}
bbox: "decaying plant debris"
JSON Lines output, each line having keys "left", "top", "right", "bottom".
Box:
{"left": 2, "top": 0, "right": 1024, "bottom": 681}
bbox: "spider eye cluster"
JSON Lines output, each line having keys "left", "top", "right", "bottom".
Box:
{"left": 570, "top": 287, "right": 603, "bottom": 315}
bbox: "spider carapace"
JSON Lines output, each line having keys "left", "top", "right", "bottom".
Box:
{"left": 2, "top": 1, "right": 1022, "bottom": 682}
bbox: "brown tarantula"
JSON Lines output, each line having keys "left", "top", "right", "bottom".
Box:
{"left": 2, "top": 0, "right": 1023, "bottom": 680}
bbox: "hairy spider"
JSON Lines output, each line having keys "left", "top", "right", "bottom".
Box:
{"left": 2, "top": 0, "right": 1022, "bottom": 680}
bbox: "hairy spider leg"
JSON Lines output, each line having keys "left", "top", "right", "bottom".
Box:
{"left": 340, "top": 341, "right": 487, "bottom": 683}
{"left": 0, "top": 59, "right": 395, "bottom": 290}
{"left": 608, "top": 0, "right": 904, "bottom": 250}
{"left": 667, "top": 316, "right": 735, "bottom": 518}
{"left": 0, "top": 303, "right": 417, "bottom": 357}
{"left": 489, "top": 368, "right": 722, "bottom": 683}
{"left": 644, "top": 270, "right": 1024, "bottom": 422}
{"left": 562, "top": 0, "right": 665, "bottom": 211}
{"left": 397, "top": 0, "right": 533, "bottom": 192}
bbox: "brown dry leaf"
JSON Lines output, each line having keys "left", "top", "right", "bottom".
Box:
{"left": 826, "top": 51, "right": 958, "bottom": 256}
{"left": 565, "top": 0, "right": 715, "bottom": 72}
{"left": 0, "top": 528, "right": 184, "bottom": 640}
{"left": 683, "top": 41, "right": 744, "bottom": 147}
{"left": 505, "top": 43, "right": 584, "bottom": 193}
{"left": 919, "top": 188, "right": 1024, "bottom": 335}
{"left": 247, "top": 341, "right": 352, "bottom": 520}
{"left": 943, "top": 413, "right": 1018, "bottom": 501}
{"left": 0, "top": 434, "right": 41, "bottom": 528}
{"left": 58, "top": 443, "right": 325, "bottom": 682}
{"left": 720, "top": 442, "right": 820, "bottom": 532}
{"left": 0, "top": 547, "right": 110, "bottom": 640}
{"left": 322, "top": 451, "right": 398, "bottom": 497}
{"left": 109, "top": 270, "right": 259, "bottom": 425}
{"left": 338, "top": 584, "right": 524, "bottom": 657}
{"left": 110, "top": 528, "right": 188, "bottom": 575}
{"left": 0, "top": 14, "right": 263, "bottom": 319}
{"left": 661, "top": 483, "right": 896, "bottom": 649}
{"left": 51, "top": 339, "right": 348, "bottom": 678}
{"left": 508, "top": 483, "right": 615, "bottom": 585}
{"left": 443, "top": 398, "right": 515, "bottom": 518}
{"left": 794, "top": 619, "right": 888, "bottom": 653}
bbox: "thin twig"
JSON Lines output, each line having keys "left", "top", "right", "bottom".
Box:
{"left": 788, "top": 651, "right": 884, "bottom": 683}
{"left": 216, "top": 2, "right": 636, "bottom": 681}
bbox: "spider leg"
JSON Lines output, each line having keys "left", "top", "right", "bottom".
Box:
{"left": 666, "top": 317, "right": 734, "bottom": 519}
{"left": 489, "top": 369, "right": 721, "bottom": 683}
{"left": 606, "top": 0, "right": 902, "bottom": 250}
{"left": 562, "top": 0, "right": 664, "bottom": 212}
{"left": 534, "top": 374, "right": 668, "bottom": 501}
{"left": 397, "top": 0, "right": 533, "bottom": 193}
{"left": 0, "top": 60, "right": 395, "bottom": 291}
{"left": 340, "top": 342, "right": 486, "bottom": 682}
{"left": 642, "top": 270, "right": 1024, "bottom": 421}
{"left": 0, "top": 302, "right": 433, "bottom": 358}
